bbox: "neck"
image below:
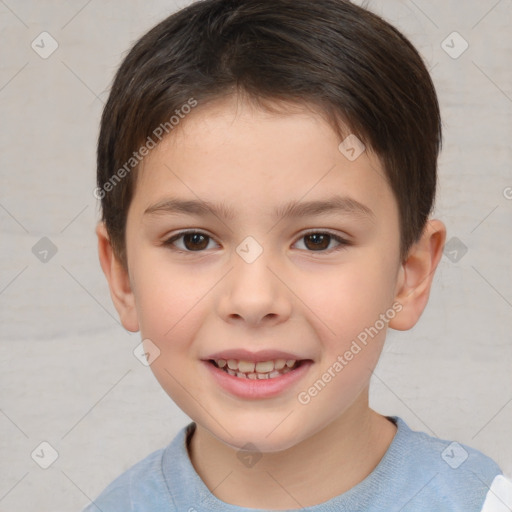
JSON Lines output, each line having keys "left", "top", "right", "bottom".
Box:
{"left": 188, "top": 395, "right": 397, "bottom": 509}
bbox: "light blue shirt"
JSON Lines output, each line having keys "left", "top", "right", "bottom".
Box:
{"left": 83, "top": 416, "right": 508, "bottom": 511}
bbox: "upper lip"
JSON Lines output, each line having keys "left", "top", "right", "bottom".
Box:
{"left": 204, "top": 349, "right": 308, "bottom": 362}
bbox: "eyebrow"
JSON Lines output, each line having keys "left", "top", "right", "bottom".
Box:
{"left": 144, "top": 195, "right": 375, "bottom": 221}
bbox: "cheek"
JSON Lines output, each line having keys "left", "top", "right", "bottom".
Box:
{"left": 129, "top": 249, "right": 204, "bottom": 343}
{"left": 295, "top": 254, "right": 398, "bottom": 342}
{"left": 294, "top": 261, "right": 394, "bottom": 415}
{"left": 129, "top": 255, "right": 210, "bottom": 413}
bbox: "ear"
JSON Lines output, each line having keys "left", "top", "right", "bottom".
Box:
{"left": 96, "top": 222, "right": 139, "bottom": 332}
{"left": 389, "top": 219, "right": 446, "bottom": 331}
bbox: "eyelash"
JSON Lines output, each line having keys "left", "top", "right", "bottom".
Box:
{"left": 163, "top": 230, "right": 351, "bottom": 254}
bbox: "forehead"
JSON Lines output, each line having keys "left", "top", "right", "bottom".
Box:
{"left": 131, "top": 96, "right": 396, "bottom": 222}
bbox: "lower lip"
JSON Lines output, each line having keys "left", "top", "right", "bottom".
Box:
{"left": 202, "top": 360, "right": 313, "bottom": 400}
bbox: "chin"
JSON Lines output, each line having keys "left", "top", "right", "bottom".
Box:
{"left": 206, "top": 417, "right": 310, "bottom": 453}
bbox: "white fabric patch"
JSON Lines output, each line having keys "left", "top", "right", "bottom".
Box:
{"left": 480, "top": 475, "right": 512, "bottom": 512}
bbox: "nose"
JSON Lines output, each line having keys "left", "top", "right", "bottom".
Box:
{"left": 216, "top": 248, "right": 292, "bottom": 327}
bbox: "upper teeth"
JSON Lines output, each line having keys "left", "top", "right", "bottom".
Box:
{"left": 216, "top": 359, "right": 296, "bottom": 373}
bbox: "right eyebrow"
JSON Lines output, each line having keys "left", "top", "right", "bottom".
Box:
{"left": 144, "top": 198, "right": 237, "bottom": 220}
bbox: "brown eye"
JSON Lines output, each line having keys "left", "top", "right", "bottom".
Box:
{"left": 304, "top": 233, "right": 331, "bottom": 251}
{"left": 165, "top": 231, "right": 216, "bottom": 252}
{"left": 182, "top": 233, "right": 210, "bottom": 250}
{"left": 295, "top": 232, "right": 350, "bottom": 252}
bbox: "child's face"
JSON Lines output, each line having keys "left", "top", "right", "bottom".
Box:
{"left": 121, "top": 97, "right": 405, "bottom": 451}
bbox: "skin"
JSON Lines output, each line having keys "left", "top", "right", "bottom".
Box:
{"left": 97, "top": 96, "right": 446, "bottom": 509}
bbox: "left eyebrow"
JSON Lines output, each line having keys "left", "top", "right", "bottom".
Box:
{"left": 144, "top": 194, "right": 375, "bottom": 221}
{"left": 274, "top": 195, "right": 375, "bottom": 221}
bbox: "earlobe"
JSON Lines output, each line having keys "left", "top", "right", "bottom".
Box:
{"left": 96, "top": 222, "right": 139, "bottom": 332}
{"left": 389, "top": 219, "right": 446, "bottom": 331}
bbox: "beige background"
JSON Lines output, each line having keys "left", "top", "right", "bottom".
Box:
{"left": 0, "top": 1, "right": 511, "bottom": 510}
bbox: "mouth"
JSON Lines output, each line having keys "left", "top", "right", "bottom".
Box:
{"left": 208, "top": 358, "right": 306, "bottom": 380}
{"left": 202, "top": 352, "right": 314, "bottom": 399}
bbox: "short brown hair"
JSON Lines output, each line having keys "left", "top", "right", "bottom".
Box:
{"left": 97, "top": 0, "right": 442, "bottom": 265}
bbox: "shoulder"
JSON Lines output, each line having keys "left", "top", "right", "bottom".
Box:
{"left": 81, "top": 424, "right": 193, "bottom": 512}
{"left": 390, "top": 417, "right": 507, "bottom": 511}
{"left": 82, "top": 447, "right": 169, "bottom": 512}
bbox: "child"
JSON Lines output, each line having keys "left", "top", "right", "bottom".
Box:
{"left": 87, "top": 0, "right": 512, "bottom": 510}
